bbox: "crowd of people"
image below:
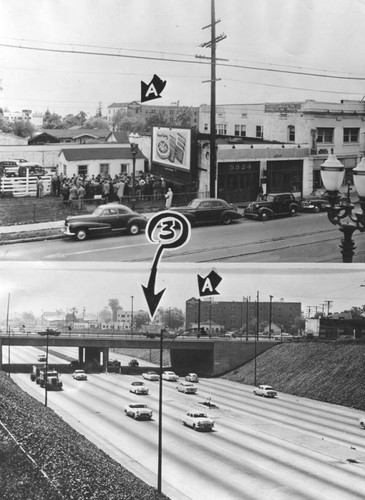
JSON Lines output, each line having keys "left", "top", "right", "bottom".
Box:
{"left": 49, "top": 171, "right": 175, "bottom": 208}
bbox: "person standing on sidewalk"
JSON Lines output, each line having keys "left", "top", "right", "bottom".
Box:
{"left": 164, "top": 187, "right": 173, "bottom": 209}
{"left": 36, "top": 176, "right": 44, "bottom": 198}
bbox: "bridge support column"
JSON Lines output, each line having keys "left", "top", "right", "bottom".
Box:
{"left": 78, "top": 346, "right": 84, "bottom": 364}
{"left": 0, "top": 340, "right": 2, "bottom": 371}
{"left": 103, "top": 348, "right": 109, "bottom": 372}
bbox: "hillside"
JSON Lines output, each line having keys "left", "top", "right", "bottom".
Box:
{"left": 223, "top": 341, "right": 365, "bottom": 411}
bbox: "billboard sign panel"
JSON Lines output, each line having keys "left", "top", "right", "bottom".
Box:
{"left": 152, "top": 127, "right": 191, "bottom": 171}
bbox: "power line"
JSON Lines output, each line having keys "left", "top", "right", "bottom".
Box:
{"left": 1, "top": 41, "right": 365, "bottom": 82}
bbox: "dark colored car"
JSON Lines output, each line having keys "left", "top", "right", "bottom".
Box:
{"left": 37, "top": 328, "right": 61, "bottom": 336}
{"left": 172, "top": 198, "right": 242, "bottom": 226}
{"left": 244, "top": 192, "right": 300, "bottom": 221}
{"left": 300, "top": 197, "right": 328, "bottom": 213}
{"left": 63, "top": 203, "right": 147, "bottom": 241}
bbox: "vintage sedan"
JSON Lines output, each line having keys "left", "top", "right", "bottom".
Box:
{"left": 253, "top": 385, "right": 278, "bottom": 398}
{"left": 177, "top": 381, "right": 197, "bottom": 394}
{"left": 182, "top": 410, "right": 215, "bottom": 431}
{"left": 300, "top": 197, "right": 328, "bottom": 213}
{"left": 172, "top": 198, "right": 242, "bottom": 226}
{"left": 142, "top": 371, "right": 160, "bottom": 381}
{"left": 162, "top": 371, "right": 179, "bottom": 381}
{"left": 359, "top": 416, "right": 365, "bottom": 429}
{"left": 185, "top": 373, "right": 199, "bottom": 383}
{"left": 73, "top": 369, "right": 87, "bottom": 381}
{"left": 129, "top": 381, "right": 149, "bottom": 395}
{"left": 62, "top": 203, "right": 147, "bottom": 241}
{"left": 124, "top": 403, "right": 153, "bottom": 420}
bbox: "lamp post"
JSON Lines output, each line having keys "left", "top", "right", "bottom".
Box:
{"left": 130, "top": 296, "right": 134, "bottom": 333}
{"left": 320, "top": 151, "right": 365, "bottom": 263}
{"left": 45, "top": 328, "right": 49, "bottom": 407}
{"left": 269, "top": 295, "right": 273, "bottom": 340}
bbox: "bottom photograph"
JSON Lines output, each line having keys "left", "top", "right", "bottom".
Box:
{"left": 1, "top": 262, "right": 365, "bottom": 500}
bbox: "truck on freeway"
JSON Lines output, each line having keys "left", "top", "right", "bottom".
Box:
{"left": 38, "top": 369, "right": 63, "bottom": 390}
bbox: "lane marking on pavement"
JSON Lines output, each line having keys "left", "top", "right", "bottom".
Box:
{"left": 45, "top": 241, "right": 151, "bottom": 259}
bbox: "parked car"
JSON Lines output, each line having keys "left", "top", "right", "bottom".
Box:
{"left": 177, "top": 381, "right": 197, "bottom": 394}
{"left": 124, "top": 403, "right": 153, "bottom": 420}
{"left": 142, "top": 371, "right": 160, "bottom": 381}
{"left": 359, "top": 416, "right": 365, "bottom": 429}
{"left": 300, "top": 197, "right": 328, "bottom": 213}
{"left": 37, "top": 354, "right": 46, "bottom": 362}
{"left": 274, "top": 332, "right": 294, "bottom": 341}
{"left": 129, "top": 381, "right": 149, "bottom": 395}
{"left": 0, "top": 160, "right": 19, "bottom": 177}
{"left": 182, "top": 410, "right": 215, "bottom": 431}
{"left": 172, "top": 198, "right": 242, "bottom": 226}
{"left": 244, "top": 192, "right": 300, "bottom": 221}
{"left": 73, "top": 369, "right": 87, "bottom": 381}
{"left": 253, "top": 385, "right": 278, "bottom": 398}
{"left": 62, "top": 204, "right": 147, "bottom": 241}
{"left": 162, "top": 371, "right": 179, "bottom": 381}
{"left": 185, "top": 373, "right": 199, "bottom": 383}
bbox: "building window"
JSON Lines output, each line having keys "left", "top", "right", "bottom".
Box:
{"left": 256, "top": 125, "right": 263, "bottom": 138}
{"left": 120, "top": 163, "right": 128, "bottom": 174}
{"left": 234, "top": 124, "right": 246, "bottom": 137}
{"left": 100, "top": 163, "right": 110, "bottom": 175}
{"left": 241, "top": 113, "right": 247, "bottom": 118}
{"left": 316, "top": 127, "right": 334, "bottom": 143}
{"left": 204, "top": 123, "right": 209, "bottom": 132}
{"left": 343, "top": 128, "right": 359, "bottom": 143}
{"left": 78, "top": 165, "right": 88, "bottom": 176}
{"left": 288, "top": 125, "right": 295, "bottom": 142}
{"left": 216, "top": 123, "right": 227, "bottom": 135}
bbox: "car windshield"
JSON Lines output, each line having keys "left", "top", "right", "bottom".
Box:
{"left": 132, "top": 382, "right": 144, "bottom": 386}
{"left": 193, "top": 413, "right": 207, "bottom": 418}
{"left": 188, "top": 199, "right": 201, "bottom": 208}
{"left": 75, "top": 370, "right": 85, "bottom": 374}
{"left": 131, "top": 404, "right": 147, "bottom": 408}
{"left": 265, "top": 195, "right": 275, "bottom": 202}
{"left": 93, "top": 207, "right": 104, "bottom": 216}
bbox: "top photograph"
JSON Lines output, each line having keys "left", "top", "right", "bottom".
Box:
{"left": 0, "top": 0, "right": 365, "bottom": 263}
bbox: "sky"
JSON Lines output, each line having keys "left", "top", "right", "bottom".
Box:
{"left": 0, "top": 0, "right": 364, "bottom": 116}
{"left": 0, "top": 262, "right": 364, "bottom": 322}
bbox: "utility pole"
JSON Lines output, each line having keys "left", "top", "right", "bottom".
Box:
{"left": 246, "top": 296, "right": 250, "bottom": 341}
{"left": 269, "top": 295, "right": 273, "bottom": 339}
{"left": 324, "top": 300, "right": 333, "bottom": 316}
{"left": 198, "top": 0, "right": 227, "bottom": 197}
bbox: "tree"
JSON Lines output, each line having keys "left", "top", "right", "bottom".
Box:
{"left": 176, "top": 106, "right": 192, "bottom": 127}
{"left": 158, "top": 307, "right": 185, "bottom": 329}
{"left": 144, "top": 111, "right": 169, "bottom": 133}
{"left": 76, "top": 110, "right": 87, "bottom": 126}
{"left": 43, "top": 109, "right": 64, "bottom": 129}
{"left": 83, "top": 117, "right": 109, "bottom": 129}
{"left": 96, "top": 102, "right": 103, "bottom": 118}
{"left": 108, "top": 298, "right": 120, "bottom": 322}
{"left": 11, "top": 119, "right": 36, "bottom": 138}
{"left": 112, "top": 109, "right": 146, "bottom": 134}
{"left": 0, "top": 117, "right": 13, "bottom": 134}
{"left": 98, "top": 307, "right": 112, "bottom": 323}
{"left": 133, "top": 311, "right": 150, "bottom": 329}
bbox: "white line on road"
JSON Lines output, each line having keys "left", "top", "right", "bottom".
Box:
{"left": 45, "top": 242, "right": 151, "bottom": 259}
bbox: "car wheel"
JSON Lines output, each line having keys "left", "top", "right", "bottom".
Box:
{"left": 313, "top": 205, "right": 320, "bottom": 213}
{"left": 193, "top": 424, "right": 196, "bottom": 430}
{"left": 361, "top": 422, "right": 365, "bottom": 429}
{"left": 259, "top": 211, "right": 269, "bottom": 221}
{"left": 290, "top": 207, "right": 298, "bottom": 217}
{"left": 128, "top": 223, "right": 140, "bottom": 235}
{"left": 221, "top": 213, "right": 232, "bottom": 225}
{"left": 75, "top": 228, "right": 87, "bottom": 241}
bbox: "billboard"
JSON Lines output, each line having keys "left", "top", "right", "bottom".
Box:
{"left": 152, "top": 127, "right": 191, "bottom": 171}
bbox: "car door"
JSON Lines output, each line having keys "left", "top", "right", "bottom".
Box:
{"left": 211, "top": 200, "right": 226, "bottom": 222}
{"left": 195, "top": 200, "right": 214, "bottom": 223}
{"left": 99, "top": 208, "right": 121, "bottom": 230}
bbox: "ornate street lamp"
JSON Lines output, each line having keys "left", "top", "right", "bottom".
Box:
{"left": 321, "top": 151, "right": 365, "bottom": 263}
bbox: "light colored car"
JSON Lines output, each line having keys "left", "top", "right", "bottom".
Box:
{"left": 37, "top": 354, "right": 46, "bottom": 362}
{"left": 124, "top": 403, "right": 153, "bottom": 420}
{"left": 73, "top": 369, "right": 87, "bottom": 381}
{"left": 142, "top": 371, "right": 160, "bottom": 381}
{"left": 274, "top": 332, "right": 294, "bottom": 341}
{"left": 253, "top": 385, "right": 277, "bottom": 398}
{"left": 359, "top": 417, "right": 365, "bottom": 429}
{"left": 162, "top": 371, "right": 179, "bottom": 381}
{"left": 130, "top": 381, "right": 149, "bottom": 395}
{"left": 182, "top": 410, "right": 215, "bottom": 431}
{"left": 177, "top": 381, "right": 197, "bottom": 394}
{"left": 185, "top": 373, "right": 199, "bottom": 383}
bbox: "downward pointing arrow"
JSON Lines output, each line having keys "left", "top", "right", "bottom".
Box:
{"left": 142, "top": 245, "right": 165, "bottom": 318}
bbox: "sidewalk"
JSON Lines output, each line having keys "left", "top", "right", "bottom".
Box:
{"left": 0, "top": 220, "right": 64, "bottom": 234}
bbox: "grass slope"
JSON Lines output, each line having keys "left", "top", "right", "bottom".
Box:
{"left": 223, "top": 342, "right": 365, "bottom": 411}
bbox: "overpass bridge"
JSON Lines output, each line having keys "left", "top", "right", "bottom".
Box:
{"left": 0, "top": 332, "right": 276, "bottom": 377}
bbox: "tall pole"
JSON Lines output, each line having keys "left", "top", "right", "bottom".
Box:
{"left": 157, "top": 326, "right": 163, "bottom": 493}
{"left": 6, "top": 293, "right": 10, "bottom": 377}
{"left": 246, "top": 296, "right": 249, "bottom": 341}
{"left": 130, "top": 296, "right": 134, "bottom": 333}
{"left": 197, "top": 299, "right": 201, "bottom": 337}
{"left": 255, "top": 291, "right": 259, "bottom": 386}
{"left": 45, "top": 330, "right": 49, "bottom": 407}
{"left": 209, "top": 0, "right": 217, "bottom": 198}
{"left": 269, "top": 295, "right": 273, "bottom": 339}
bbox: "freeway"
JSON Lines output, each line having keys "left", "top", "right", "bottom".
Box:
{"left": 2, "top": 212, "right": 365, "bottom": 262}
{"left": 5, "top": 346, "right": 365, "bottom": 500}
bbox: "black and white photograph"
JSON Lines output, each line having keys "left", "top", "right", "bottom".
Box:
{"left": 1, "top": 0, "right": 365, "bottom": 499}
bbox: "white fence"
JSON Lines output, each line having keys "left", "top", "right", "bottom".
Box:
{"left": 0, "top": 176, "right": 52, "bottom": 197}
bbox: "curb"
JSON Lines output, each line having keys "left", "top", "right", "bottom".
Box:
{"left": 0, "top": 233, "right": 63, "bottom": 245}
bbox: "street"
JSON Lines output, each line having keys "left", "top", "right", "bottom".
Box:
{"left": 5, "top": 346, "right": 365, "bottom": 500}
{"left": 1, "top": 212, "right": 365, "bottom": 262}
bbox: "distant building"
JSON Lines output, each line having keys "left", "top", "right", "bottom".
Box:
{"left": 29, "top": 128, "right": 111, "bottom": 145}
{"left": 185, "top": 297, "right": 301, "bottom": 332}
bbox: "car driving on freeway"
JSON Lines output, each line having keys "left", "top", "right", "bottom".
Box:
{"left": 142, "top": 371, "right": 160, "bottom": 381}
{"left": 62, "top": 203, "right": 147, "bottom": 241}
{"left": 359, "top": 416, "right": 365, "bottom": 429}
{"left": 253, "top": 385, "right": 278, "bottom": 398}
{"left": 172, "top": 198, "right": 242, "bottom": 226}
{"left": 182, "top": 410, "right": 215, "bottom": 431}
{"left": 176, "top": 381, "right": 197, "bottom": 394}
{"left": 124, "top": 403, "right": 153, "bottom": 420}
{"left": 73, "top": 369, "right": 87, "bottom": 381}
{"left": 185, "top": 373, "right": 199, "bottom": 383}
{"left": 162, "top": 371, "right": 179, "bottom": 381}
{"left": 129, "top": 381, "right": 149, "bottom": 395}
